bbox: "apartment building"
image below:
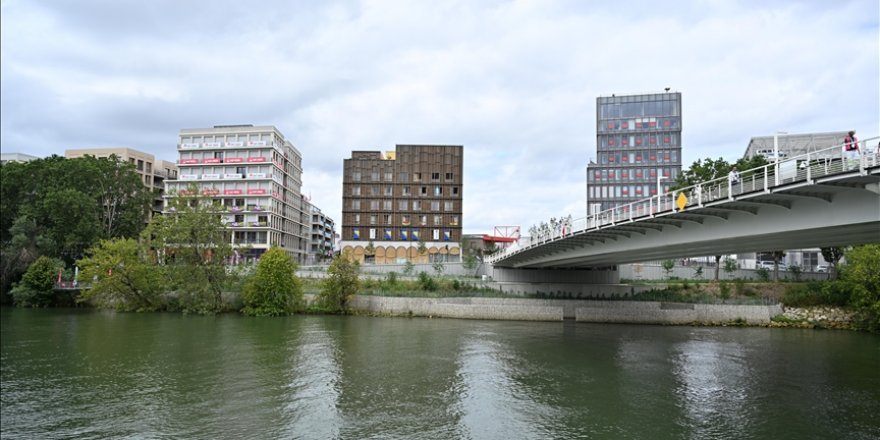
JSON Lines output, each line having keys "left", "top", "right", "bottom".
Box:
{"left": 64, "top": 147, "right": 178, "bottom": 218}
{"left": 303, "top": 198, "right": 336, "bottom": 264}
{"left": 340, "top": 144, "right": 463, "bottom": 264}
{"left": 164, "top": 125, "right": 308, "bottom": 264}
{"left": 587, "top": 91, "right": 683, "bottom": 213}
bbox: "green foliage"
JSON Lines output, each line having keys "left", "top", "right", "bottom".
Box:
{"left": 142, "top": 190, "right": 232, "bottom": 313}
{"left": 722, "top": 257, "right": 738, "bottom": 275}
{"left": 1, "top": 156, "right": 152, "bottom": 297}
{"left": 365, "top": 240, "right": 376, "bottom": 256}
{"left": 463, "top": 254, "right": 478, "bottom": 271}
{"left": 10, "top": 256, "right": 64, "bottom": 307}
{"left": 433, "top": 261, "right": 445, "bottom": 276}
{"left": 241, "top": 247, "right": 302, "bottom": 316}
{"left": 319, "top": 252, "right": 360, "bottom": 312}
{"left": 673, "top": 155, "right": 769, "bottom": 191}
{"left": 385, "top": 271, "right": 398, "bottom": 287}
{"left": 402, "top": 260, "right": 415, "bottom": 276}
{"left": 820, "top": 246, "right": 845, "bottom": 278}
{"left": 782, "top": 282, "right": 850, "bottom": 308}
{"left": 417, "top": 241, "right": 427, "bottom": 256}
{"left": 755, "top": 267, "right": 770, "bottom": 282}
{"left": 692, "top": 266, "right": 703, "bottom": 280}
{"left": 76, "top": 238, "right": 165, "bottom": 311}
{"left": 841, "top": 244, "right": 880, "bottom": 332}
{"left": 417, "top": 271, "right": 437, "bottom": 291}
{"left": 719, "top": 281, "right": 731, "bottom": 300}
{"left": 787, "top": 264, "right": 802, "bottom": 281}
{"left": 661, "top": 260, "right": 675, "bottom": 279}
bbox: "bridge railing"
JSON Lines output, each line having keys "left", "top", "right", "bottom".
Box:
{"left": 490, "top": 135, "right": 879, "bottom": 263}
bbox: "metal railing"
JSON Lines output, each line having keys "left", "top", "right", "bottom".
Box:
{"left": 489, "top": 136, "right": 879, "bottom": 264}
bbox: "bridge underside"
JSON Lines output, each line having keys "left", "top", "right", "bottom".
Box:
{"left": 495, "top": 170, "right": 880, "bottom": 269}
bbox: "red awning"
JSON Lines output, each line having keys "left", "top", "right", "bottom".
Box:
{"left": 482, "top": 235, "right": 517, "bottom": 243}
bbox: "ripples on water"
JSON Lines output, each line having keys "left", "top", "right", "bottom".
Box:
{"left": 2, "top": 309, "right": 879, "bottom": 439}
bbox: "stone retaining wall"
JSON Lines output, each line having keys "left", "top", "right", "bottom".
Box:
{"left": 345, "top": 295, "right": 783, "bottom": 325}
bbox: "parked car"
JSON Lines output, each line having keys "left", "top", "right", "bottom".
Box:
{"left": 756, "top": 261, "right": 776, "bottom": 270}
{"left": 815, "top": 265, "right": 829, "bottom": 273}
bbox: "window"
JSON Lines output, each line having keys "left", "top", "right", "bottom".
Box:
{"left": 433, "top": 229, "right": 440, "bottom": 240}
{"left": 371, "top": 172, "right": 379, "bottom": 181}
{"left": 214, "top": 152, "right": 223, "bottom": 159}
{"left": 399, "top": 173, "right": 409, "bottom": 182}
{"left": 402, "top": 215, "right": 411, "bottom": 225}
{"left": 370, "top": 186, "right": 379, "bottom": 196}
{"left": 352, "top": 172, "right": 361, "bottom": 181}
{"left": 403, "top": 186, "right": 411, "bottom": 196}
{"left": 414, "top": 173, "right": 421, "bottom": 181}
{"left": 445, "top": 172, "right": 453, "bottom": 180}
{"left": 433, "top": 215, "right": 442, "bottom": 225}
{"left": 370, "top": 214, "right": 377, "bottom": 225}
{"left": 369, "top": 228, "right": 376, "bottom": 239}
{"left": 420, "top": 186, "right": 427, "bottom": 196}
{"left": 444, "top": 201, "right": 453, "bottom": 211}
{"left": 450, "top": 215, "right": 459, "bottom": 226}
{"left": 384, "top": 186, "right": 393, "bottom": 196}
{"left": 430, "top": 201, "right": 440, "bottom": 211}
{"left": 352, "top": 186, "right": 361, "bottom": 195}
{"left": 452, "top": 187, "right": 459, "bottom": 196}
{"left": 399, "top": 200, "right": 408, "bottom": 210}
{"left": 383, "top": 214, "right": 392, "bottom": 225}
{"left": 352, "top": 200, "right": 361, "bottom": 210}
{"left": 420, "top": 215, "right": 428, "bottom": 225}
{"left": 413, "top": 201, "right": 421, "bottom": 211}
{"left": 431, "top": 172, "right": 440, "bottom": 180}
{"left": 383, "top": 200, "right": 392, "bottom": 210}
{"left": 433, "top": 186, "right": 442, "bottom": 196}
{"left": 384, "top": 172, "right": 393, "bottom": 181}
{"left": 370, "top": 200, "right": 379, "bottom": 210}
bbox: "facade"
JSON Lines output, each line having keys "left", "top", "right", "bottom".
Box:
{"left": 744, "top": 131, "right": 850, "bottom": 161}
{"left": 64, "top": 147, "right": 178, "bottom": 218}
{"left": 304, "top": 199, "right": 336, "bottom": 264}
{"left": 340, "top": 144, "right": 463, "bottom": 264}
{"left": 587, "top": 92, "right": 683, "bottom": 213}
{"left": 164, "top": 125, "right": 308, "bottom": 264}
{"left": 0, "top": 152, "right": 41, "bottom": 164}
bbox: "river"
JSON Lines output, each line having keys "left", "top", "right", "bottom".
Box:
{"left": 1, "top": 308, "right": 878, "bottom": 439}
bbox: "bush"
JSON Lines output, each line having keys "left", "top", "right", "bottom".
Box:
{"left": 719, "top": 282, "right": 731, "bottom": 300}
{"left": 402, "top": 261, "right": 415, "bottom": 276}
{"left": 385, "top": 271, "right": 398, "bottom": 287}
{"left": 77, "top": 238, "right": 165, "bottom": 312}
{"left": 788, "top": 265, "right": 802, "bottom": 282}
{"left": 755, "top": 267, "right": 770, "bottom": 282}
{"left": 318, "top": 252, "right": 360, "bottom": 312}
{"left": 241, "top": 247, "right": 303, "bottom": 316}
{"left": 417, "top": 271, "right": 437, "bottom": 291}
{"left": 10, "top": 256, "right": 65, "bottom": 307}
{"left": 841, "top": 244, "right": 880, "bottom": 332}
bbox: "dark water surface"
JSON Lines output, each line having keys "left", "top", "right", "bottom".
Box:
{"left": 2, "top": 308, "right": 878, "bottom": 439}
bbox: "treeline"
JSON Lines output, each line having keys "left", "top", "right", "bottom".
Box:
{"left": 1, "top": 155, "right": 153, "bottom": 300}
{"left": 5, "top": 187, "right": 360, "bottom": 316}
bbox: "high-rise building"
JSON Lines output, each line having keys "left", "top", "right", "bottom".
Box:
{"left": 339, "top": 144, "right": 463, "bottom": 264}
{"left": 164, "top": 125, "right": 308, "bottom": 264}
{"left": 64, "top": 147, "right": 178, "bottom": 218}
{"left": 303, "top": 198, "right": 336, "bottom": 264}
{"left": 588, "top": 92, "right": 682, "bottom": 213}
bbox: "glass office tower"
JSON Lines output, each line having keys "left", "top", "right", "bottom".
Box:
{"left": 588, "top": 92, "right": 682, "bottom": 213}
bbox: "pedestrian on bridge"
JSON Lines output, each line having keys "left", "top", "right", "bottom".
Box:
{"left": 728, "top": 166, "right": 740, "bottom": 195}
{"left": 843, "top": 130, "right": 860, "bottom": 167}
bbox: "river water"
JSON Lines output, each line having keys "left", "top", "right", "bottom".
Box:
{"left": 1, "top": 308, "right": 878, "bottom": 439}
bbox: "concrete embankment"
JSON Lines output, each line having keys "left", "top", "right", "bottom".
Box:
{"left": 345, "top": 295, "right": 783, "bottom": 325}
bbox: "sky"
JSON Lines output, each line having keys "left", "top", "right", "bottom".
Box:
{"left": 2, "top": 0, "right": 878, "bottom": 235}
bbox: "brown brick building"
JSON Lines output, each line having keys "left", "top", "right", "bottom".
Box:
{"left": 340, "top": 144, "right": 463, "bottom": 264}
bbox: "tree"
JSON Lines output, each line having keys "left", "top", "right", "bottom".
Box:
{"left": 319, "top": 251, "right": 360, "bottom": 312}
{"left": 820, "top": 247, "right": 845, "bottom": 279}
{"left": 241, "top": 247, "right": 302, "bottom": 316}
{"left": 722, "top": 257, "right": 738, "bottom": 278}
{"left": 463, "top": 254, "right": 478, "bottom": 272}
{"left": 417, "top": 241, "right": 428, "bottom": 263}
{"left": 769, "top": 250, "right": 785, "bottom": 282}
{"left": 840, "top": 244, "right": 880, "bottom": 332}
{"left": 433, "top": 260, "right": 445, "bottom": 277}
{"left": 76, "top": 238, "right": 165, "bottom": 311}
{"left": 10, "top": 256, "right": 64, "bottom": 307}
{"left": 714, "top": 255, "right": 722, "bottom": 282}
{"left": 661, "top": 259, "right": 675, "bottom": 279}
{"left": 692, "top": 265, "right": 703, "bottom": 280}
{"left": 142, "top": 189, "right": 232, "bottom": 313}
{"left": 673, "top": 157, "right": 732, "bottom": 190}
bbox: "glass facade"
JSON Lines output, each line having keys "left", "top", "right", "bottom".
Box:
{"left": 588, "top": 92, "right": 682, "bottom": 212}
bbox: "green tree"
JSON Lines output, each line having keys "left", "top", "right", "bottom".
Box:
{"left": 10, "top": 256, "right": 64, "bottom": 307}
{"left": 417, "top": 241, "right": 428, "bottom": 262}
{"left": 692, "top": 265, "right": 704, "bottom": 280}
{"left": 722, "top": 257, "right": 738, "bottom": 279}
{"left": 319, "top": 251, "right": 360, "bottom": 312}
{"left": 76, "top": 238, "right": 165, "bottom": 311}
{"left": 769, "top": 251, "right": 785, "bottom": 282}
{"left": 433, "top": 260, "right": 446, "bottom": 277}
{"left": 241, "top": 247, "right": 302, "bottom": 316}
{"left": 142, "top": 189, "right": 232, "bottom": 313}
{"left": 820, "top": 246, "right": 845, "bottom": 279}
{"left": 463, "top": 254, "right": 478, "bottom": 271}
{"left": 840, "top": 244, "right": 880, "bottom": 332}
{"left": 402, "top": 260, "right": 415, "bottom": 276}
{"left": 661, "top": 259, "right": 675, "bottom": 279}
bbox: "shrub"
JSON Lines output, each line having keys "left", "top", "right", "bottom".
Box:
{"left": 841, "top": 244, "right": 880, "bottom": 332}
{"left": 755, "top": 267, "right": 770, "bottom": 282}
{"left": 661, "top": 259, "right": 675, "bottom": 279}
{"left": 241, "top": 247, "right": 303, "bottom": 316}
{"left": 385, "top": 271, "right": 398, "bottom": 287}
{"left": 417, "top": 271, "right": 437, "bottom": 291}
{"left": 788, "top": 265, "right": 802, "bottom": 282}
{"left": 719, "top": 282, "right": 731, "bottom": 300}
{"left": 402, "top": 261, "right": 415, "bottom": 276}
{"left": 692, "top": 266, "right": 703, "bottom": 280}
{"left": 10, "top": 256, "right": 65, "bottom": 307}
{"left": 433, "top": 261, "right": 445, "bottom": 276}
{"left": 77, "top": 238, "right": 165, "bottom": 312}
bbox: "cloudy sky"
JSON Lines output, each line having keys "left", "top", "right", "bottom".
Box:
{"left": 2, "top": 0, "right": 878, "bottom": 234}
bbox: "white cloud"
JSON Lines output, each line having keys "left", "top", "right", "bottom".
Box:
{"left": 2, "top": 0, "right": 877, "bottom": 236}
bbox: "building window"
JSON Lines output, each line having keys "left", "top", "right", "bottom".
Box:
{"left": 431, "top": 172, "right": 440, "bottom": 180}
{"left": 383, "top": 214, "right": 392, "bottom": 225}
{"left": 420, "top": 215, "right": 428, "bottom": 226}
{"left": 352, "top": 186, "right": 361, "bottom": 196}
{"left": 420, "top": 186, "right": 427, "bottom": 196}
{"left": 399, "top": 172, "right": 409, "bottom": 182}
{"left": 433, "top": 229, "right": 440, "bottom": 240}
{"left": 403, "top": 186, "right": 411, "bottom": 196}
{"left": 433, "top": 215, "right": 442, "bottom": 225}
{"left": 413, "top": 201, "right": 421, "bottom": 211}
{"left": 384, "top": 186, "right": 393, "bottom": 196}
{"left": 452, "top": 187, "right": 459, "bottom": 196}
{"left": 399, "top": 200, "right": 408, "bottom": 210}
{"left": 433, "top": 186, "right": 442, "bottom": 196}
{"left": 450, "top": 215, "right": 459, "bottom": 226}
{"left": 352, "top": 200, "right": 360, "bottom": 210}
{"left": 352, "top": 172, "right": 361, "bottom": 181}
{"left": 402, "top": 214, "right": 411, "bottom": 226}
{"left": 370, "top": 200, "right": 379, "bottom": 210}
{"left": 414, "top": 172, "right": 421, "bottom": 182}
{"left": 445, "top": 172, "right": 453, "bottom": 180}
{"left": 369, "top": 228, "right": 376, "bottom": 239}
{"left": 371, "top": 172, "right": 379, "bottom": 181}
{"left": 444, "top": 201, "right": 453, "bottom": 211}
{"left": 370, "top": 214, "right": 377, "bottom": 225}
{"left": 371, "top": 186, "right": 379, "bottom": 196}
{"left": 384, "top": 172, "right": 393, "bottom": 181}
{"left": 383, "top": 200, "right": 392, "bottom": 210}
{"left": 430, "top": 201, "right": 440, "bottom": 211}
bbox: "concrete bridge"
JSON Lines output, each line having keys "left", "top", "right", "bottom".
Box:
{"left": 486, "top": 137, "right": 879, "bottom": 290}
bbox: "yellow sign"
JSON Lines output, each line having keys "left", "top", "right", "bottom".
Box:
{"left": 676, "top": 192, "right": 688, "bottom": 211}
